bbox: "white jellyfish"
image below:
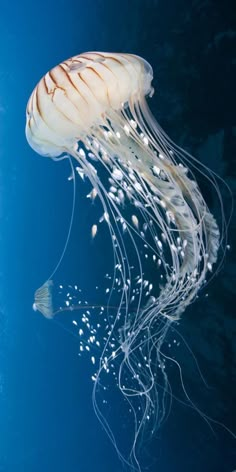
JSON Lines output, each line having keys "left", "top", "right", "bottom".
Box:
{"left": 26, "top": 52, "right": 224, "bottom": 471}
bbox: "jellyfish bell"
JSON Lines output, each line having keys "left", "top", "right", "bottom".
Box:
{"left": 33, "top": 280, "right": 54, "bottom": 319}
{"left": 26, "top": 52, "right": 224, "bottom": 470}
{"left": 25, "top": 52, "right": 153, "bottom": 158}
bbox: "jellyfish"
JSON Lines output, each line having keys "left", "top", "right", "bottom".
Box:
{"left": 32, "top": 280, "right": 54, "bottom": 318}
{"left": 26, "top": 52, "right": 223, "bottom": 470}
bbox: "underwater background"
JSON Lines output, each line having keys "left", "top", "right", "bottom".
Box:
{"left": 0, "top": 0, "right": 235, "bottom": 471}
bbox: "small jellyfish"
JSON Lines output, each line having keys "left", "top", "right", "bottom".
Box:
{"left": 33, "top": 280, "right": 53, "bottom": 319}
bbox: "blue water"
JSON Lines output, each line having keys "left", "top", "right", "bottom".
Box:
{"left": 0, "top": 0, "right": 235, "bottom": 471}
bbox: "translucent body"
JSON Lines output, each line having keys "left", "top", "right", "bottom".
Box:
{"left": 27, "top": 52, "right": 223, "bottom": 471}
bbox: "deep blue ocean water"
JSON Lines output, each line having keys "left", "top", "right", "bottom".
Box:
{"left": 0, "top": 0, "right": 235, "bottom": 471}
